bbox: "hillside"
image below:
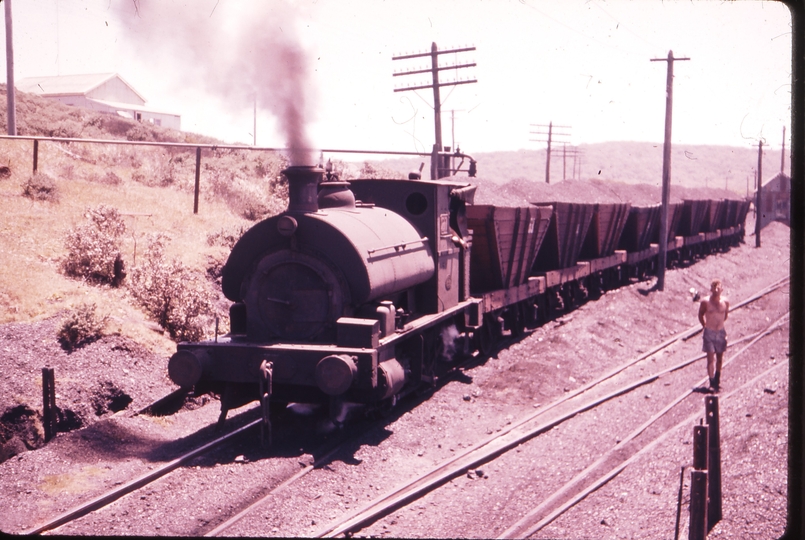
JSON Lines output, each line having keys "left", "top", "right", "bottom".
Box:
{"left": 0, "top": 86, "right": 293, "bottom": 355}
{"left": 371, "top": 141, "right": 788, "bottom": 197}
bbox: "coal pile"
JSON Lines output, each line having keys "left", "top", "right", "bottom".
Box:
{"left": 472, "top": 177, "right": 745, "bottom": 207}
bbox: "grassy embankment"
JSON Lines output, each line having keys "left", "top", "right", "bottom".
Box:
{"left": 0, "top": 86, "right": 292, "bottom": 355}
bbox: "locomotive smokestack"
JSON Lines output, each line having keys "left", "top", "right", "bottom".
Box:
{"left": 284, "top": 165, "right": 323, "bottom": 213}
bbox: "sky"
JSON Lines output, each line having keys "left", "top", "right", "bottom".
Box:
{"left": 0, "top": 0, "right": 793, "bottom": 159}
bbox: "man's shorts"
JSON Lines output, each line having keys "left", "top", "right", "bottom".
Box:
{"left": 702, "top": 328, "right": 727, "bottom": 354}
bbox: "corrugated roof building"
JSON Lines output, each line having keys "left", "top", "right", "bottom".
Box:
{"left": 16, "top": 73, "right": 181, "bottom": 130}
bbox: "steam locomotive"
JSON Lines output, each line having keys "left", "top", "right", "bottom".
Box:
{"left": 167, "top": 164, "right": 749, "bottom": 441}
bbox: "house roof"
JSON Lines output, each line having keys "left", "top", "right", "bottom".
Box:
{"left": 763, "top": 171, "right": 790, "bottom": 187}
{"left": 85, "top": 97, "right": 179, "bottom": 118}
{"left": 16, "top": 73, "right": 146, "bottom": 103}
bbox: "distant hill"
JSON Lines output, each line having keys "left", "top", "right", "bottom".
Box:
{"left": 366, "top": 141, "right": 788, "bottom": 197}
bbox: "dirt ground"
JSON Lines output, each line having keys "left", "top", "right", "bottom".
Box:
{"left": 0, "top": 220, "right": 791, "bottom": 538}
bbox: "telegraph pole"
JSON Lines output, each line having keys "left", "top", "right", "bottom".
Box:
{"left": 392, "top": 43, "right": 477, "bottom": 179}
{"left": 756, "top": 140, "right": 763, "bottom": 248}
{"left": 651, "top": 50, "right": 690, "bottom": 291}
{"left": 556, "top": 144, "right": 581, "bottom": 180}
{"left": 531, "top": 122, "right": 571, "bottom": 183}
{"left": 781, "top": 126, "right": 786, "bottom": 173}
{"left": 4, "top": 0, "right": 16, "bottom": 135}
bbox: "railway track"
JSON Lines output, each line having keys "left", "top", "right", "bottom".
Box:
{"left": 21, "top": 276, "right": 787, "bottom": 536}
{"left": 498, "top": 315, "right": 789, "bottom": 538}
{"left": 313, "top": 308, "right": 788, "bottom": 538}
{"left": 193, "top": 276, "right": 789, "bottom": 537}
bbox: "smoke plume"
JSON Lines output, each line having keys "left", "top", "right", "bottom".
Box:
{"left": 119, "top": 1, "right": 315, "bottom": 165}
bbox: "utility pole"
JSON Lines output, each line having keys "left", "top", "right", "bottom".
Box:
{"left": 555, "top": 144, "right": 581, "bottom": 181}
{"left": 530, "top": 122, "right": 571, "bottom": 183}
{"left": 446, "top": 109, "right": 467, "bottom": 152}
{"left": 4, "top": 0, "right": 16, "bottom": 135}
{"left": 756, "top": 140, "right": 763, "bottom": 248}
{"left": 781, "top": 126, "right": 786, "bottom": 173}
{"left": 392, "top": 43, "right": 477, "bottom": 179}
{"left": 651, "top": 50, "right": 690, "bottom": 292}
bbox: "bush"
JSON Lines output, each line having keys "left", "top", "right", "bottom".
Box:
{"left": 58, "top": 303, "right": 108, "bottom": 351}
{"left": 62, "top": 205, "right": 127, "bottom": 285}
{"left": 206, "top": 225, "right": 247, "bottom": 249}
{"left": 125, "top": 124, "right": 155, "bottom": 142}
{"left": 127, "top": 235, "right": 214, "bottom": 342}
{"left": 22, "top": 172, "right": 59, "bottom": 202}
{"left": 87, "top": 170, "right": 122, "bottom": 185}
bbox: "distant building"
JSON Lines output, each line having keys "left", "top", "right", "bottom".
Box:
{"left": 755, "top": 172, "right": 790, "bottom": 229}
{"left": 16, "top": 73, "right": 181, "bottom": 130}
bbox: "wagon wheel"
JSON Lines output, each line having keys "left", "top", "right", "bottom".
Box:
{"left": 510, "top": 303, "right": 526, "bottom": 338}
{"left": 477, "top": 313, "right": 501, "bottom": 356}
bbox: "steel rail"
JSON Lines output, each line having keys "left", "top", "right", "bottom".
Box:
{"left": 499, "top": 312, "right": 790, "bottom": 538}
{"left": 203, "top": 340, "right": 490, "bottom": 536}
{"left": 22, "top": 417, "right": 263, "bottom": 535}
{"left": 134, "top": 387, "right": 190, "bottom": 416}
{"left": 204, "top": 436, "right": 351, "bottom": 536}
{"left": 315, "top": 325, "right": 777, "bottom": 538}
{"left": 519, "top": 358, "right": 790, "bottom": 538}
{"left": 314, "top": 281, "right": 789, "bottom": 538}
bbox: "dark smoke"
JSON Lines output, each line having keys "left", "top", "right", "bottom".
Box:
{"left": 118, "top": 1, "right": 315, "bottom": 165}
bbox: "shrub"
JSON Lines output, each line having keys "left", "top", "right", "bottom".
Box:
{"left": 87, "top": 170, "right": 122, "bottom": 185}
{"left": 58, "top": 303, "right": 109, "bottom": 351}
{"left": 127, "top": 235, "right": 214, "bottom": 342}
{"left": 359, "top": 161, "right": 402, "bottom": 179}
{"left": 125, "top": 123, "right": 155, "bottom": 142}
{"left": 22, "top": 172, "right": 59, "bottom": 202}
{"left": 62, "top": 205, "right": 127, "bottom": 285}
{"left": 101, "top": 171, "right": 122, "bottom": 185}
{"left": 206, "top": 225, "right": 247, "bottom": 249}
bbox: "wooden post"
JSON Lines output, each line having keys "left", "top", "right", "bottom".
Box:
{"left": 42, "top": 367, "right": 57, "bottom": 442}
{"left": 689, "top": 470, "right": 709, "bottom": 540}
{"left": 193, "top": 146, "right": 201, "bottom": 214}
{"left": 689, "top": 424, "right": 709, "bottom": 540}
{"left": 706, "top": 396, "right": 722, "bottom": 530}
{"left": 33, "top": 139, "right": 39, "bottom": 173}
{"left": 5, "top": 0, "right": 17, "bottom": 136}
{"left": 545, "top": 121, "right": 552, "bottom": 184}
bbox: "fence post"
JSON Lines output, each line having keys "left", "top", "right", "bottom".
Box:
{"left": 193, "top": 146, "right": 201, "bottom": 214}
{"left": 706, "top": 396, "right": 722, "bottom": 530}
{"left": 33, "top": 139, "right": 38, "bottom": 173}
{"left": 688, "top": 423, "right": 709, "bottom": 540}
{"left": 42, "top": 367, "right": 56, "bottom": 442}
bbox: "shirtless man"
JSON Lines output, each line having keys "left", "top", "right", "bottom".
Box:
{"left": 698, "top": 279, "right": 729, "bottom": 392}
